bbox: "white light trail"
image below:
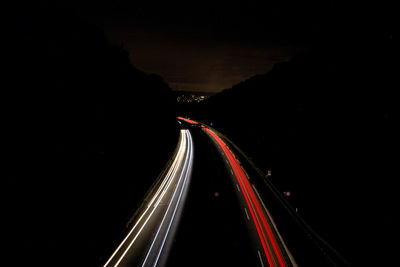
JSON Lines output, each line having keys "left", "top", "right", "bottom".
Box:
{"left": 141, "top": 130, "right": 194, "bottom": 267}
{"left": 104, "top": 130, "right": 193, "bottom": 267}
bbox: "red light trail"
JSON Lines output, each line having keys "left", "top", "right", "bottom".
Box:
{"left": 177, "top": 117, "right": 198, "bottom": 125}
{"left": 176, "top": 116, "right": 290, "bottom": 267}
{"left": 204, "top": 127, "right": 287, "bottom": 267}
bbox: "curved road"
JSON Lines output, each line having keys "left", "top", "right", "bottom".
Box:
{"left": 203, "top": 127, "right": 296, "bottom": 267}
{"left": 104, "top": 129, "right": 194, "bottom": 267}
{"left": 104, "top": 119, "right": 296, "bottom": 266}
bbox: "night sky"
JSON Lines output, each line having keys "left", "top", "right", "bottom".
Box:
{"left": 102, "top": 22, "right": 303, "bottom": 93}
{"left": 52, "top": 0, "right": 343, "bottom": 93}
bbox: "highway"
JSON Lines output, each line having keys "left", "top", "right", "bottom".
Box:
{"left": 103, "top": 117, "right": 349, "bottom": 266}
{"left": 103, "top": 129, "right": 194, "bottom": 267}
{"left": 174, "top": 117, "right": 296, "bottom": 267}
{"left": 203, "top": 127, "right": 297, "bottom": 267}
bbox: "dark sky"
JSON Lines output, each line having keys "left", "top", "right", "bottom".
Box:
{"left": 43, "top": 0, "right": 394, "bottom": 93}
{"left": 102, "top": 21, "right": 303, "bottom": 93}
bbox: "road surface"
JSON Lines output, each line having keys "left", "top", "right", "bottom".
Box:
{"left": 104, "top": 116, "right": 351, "bottom": 266}
{"left": 203, "top": 127, "right": 297, "bottom": 267}
{"left": 103, "top": 129, "right": 194, "bottom": 267}
{"left": 104, "top": 119, "right": 297, "bottom": 267}
{"left": 174, "top": 117, "right": 296, "bottom": 267}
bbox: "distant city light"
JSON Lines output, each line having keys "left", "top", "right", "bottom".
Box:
{"left": 176, "top": 93, "right": 210, "bottom": 103}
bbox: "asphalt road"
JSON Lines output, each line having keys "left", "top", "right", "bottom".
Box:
{"left": 166, "top": 127, "right": 260, "bottom": 267}
{"left": 104, "top": 120, "right": 296, "bottom": 267}
{"left": 103, "top": 129, "right": 194, "bottom": 267}
{"left": 202, "top": 127, "right": 296, "bottom": 267}
{"left": 167, "top": 118, "right": 296, "bottom": 267}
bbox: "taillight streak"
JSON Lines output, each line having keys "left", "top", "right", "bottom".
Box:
{"left": 177, "top": 117, "right": 198, "bottom": 125}
{"left": 204, "top": 128, "right": 287, "bottom": 267}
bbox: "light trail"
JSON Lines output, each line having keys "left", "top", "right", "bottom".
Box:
{"left": 203, "top": 127, "right": 291, "bottom": 267}
{"left": 177, "top": 116, "right": 295, "bottom": 267}
{"left": 177, "top": 116, "right": 199, "bottom": 125}
{"left": 104, "top": 130, "right": 194, "bottom": 267}
{"left": 104, "top": 131, "right": 185, "bottom": 267}
{"left": 141, "top": 130, "right": 193, "bottom": 267}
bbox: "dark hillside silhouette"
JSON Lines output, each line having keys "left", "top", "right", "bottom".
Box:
{"left": 192, "top": 14, "right": 398, "bottom": 266}
{"left": 6, "top": 5, "right": 178, "bottom": 267}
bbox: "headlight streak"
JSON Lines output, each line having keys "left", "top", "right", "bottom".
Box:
{"left": 153, "top": 133, "right": 187, "bottom": 208}
{"left": 141, "top": 130, "right": 194, "bottom": 267}
{"left": 105, "top": 117, "right": 296, "bottom": 267}
{"left": 104, "top": 130, "right": 193, "bottom": 267}
{"left": 103, "top": 131, "right": 184, "bottom": 267}
{"left": 153, "top": 131, "right": 194, "bottom": 265}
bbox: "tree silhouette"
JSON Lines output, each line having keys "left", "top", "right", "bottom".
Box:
{"left": 6, "top": 5, "right": 178, "bottom": 267}
{"left": 195, "top": 17, "right": 398, "bottom": 265}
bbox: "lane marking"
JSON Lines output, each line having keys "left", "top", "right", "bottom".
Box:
{"left": 204, "top": 128, "right": 275, "bottom": 266}
{"left": 257, "top": 250, "right": 265, "bottom": 267}
{"left": 204, "top": 128, "right": 288, "bottom": 267}
{"left": 252, "top": 183, "right": 297, "bottom": 266}
{"left": 244, "top": 207, "right": 250, "bottom": 221}
{"left": 236, "top": 184, "right": 240, "bottom": 192}
{"left": 225, "top": 149, "right": 277, "bottom": 266}
{"left": 252, "top": 184, "right": 268, "bottom": 213}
